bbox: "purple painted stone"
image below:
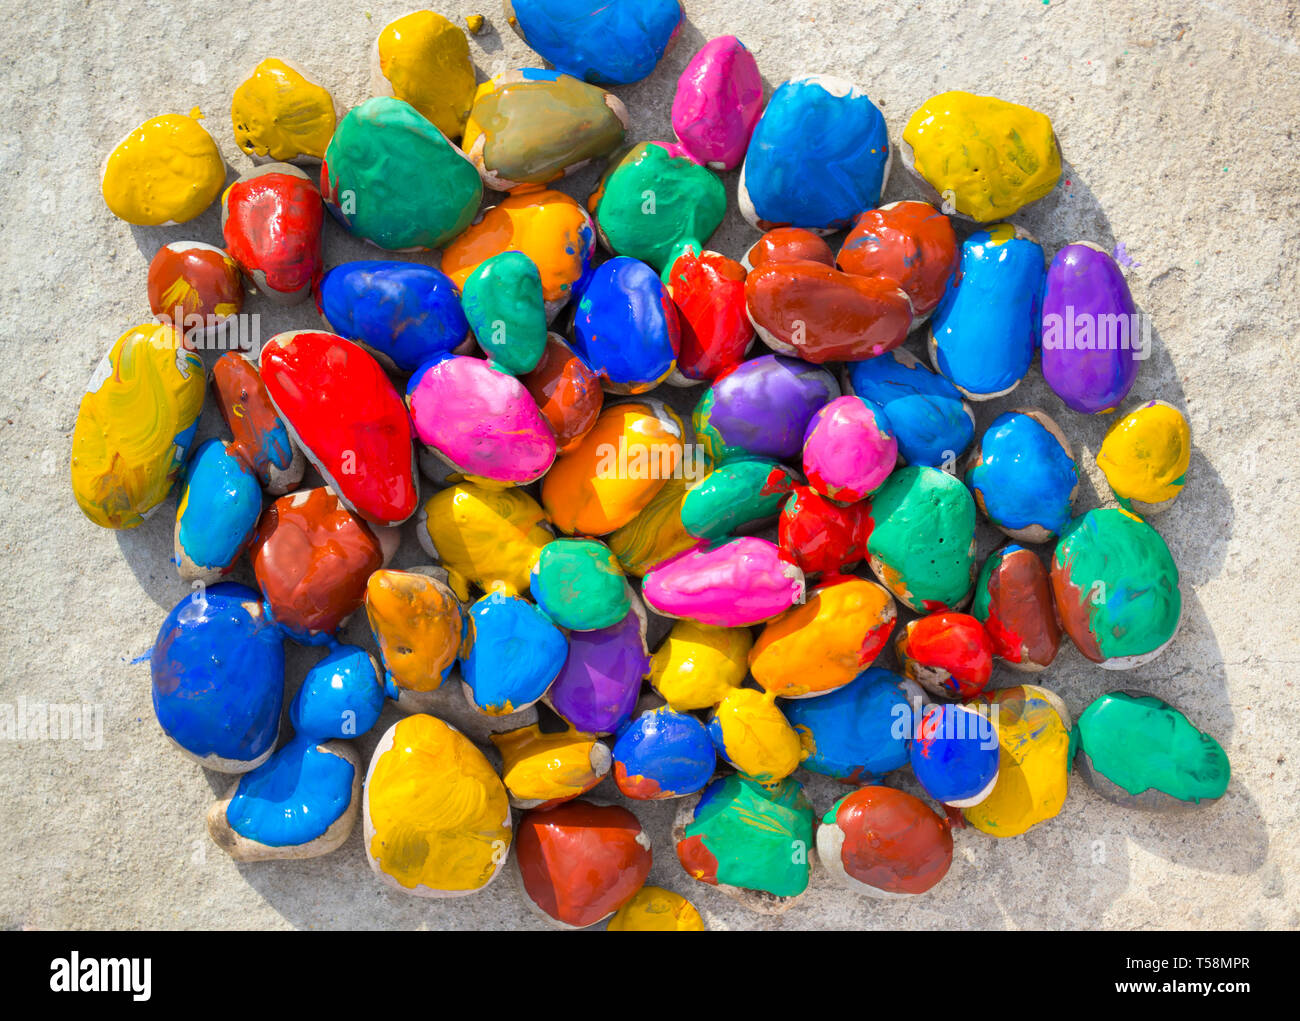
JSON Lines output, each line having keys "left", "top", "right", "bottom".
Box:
{"left": 545, "top": 600, "right": 650, "bottom": 734}
{"left": 1040, "top": 243, "right": 1142, "bottom": 415}
{"left": 694, "top": 354, "right": 840, "bottom": 464}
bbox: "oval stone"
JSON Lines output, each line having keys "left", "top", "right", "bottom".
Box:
{"left": 289, "top": 643, "right": 385, "bottom": 740}
{"left": 972, "top": 544, "right": 1061, "bottom": 671}
{"left": 212, "top": 352, "right": 305, "bottom": 495}
{"left": 365, "top": 569, "right": 467, "bottom": 695}
{"left": 648, "top": 619, "right": 751, "bottom": 711}
{"left": 231, "top": 58, "right": 336, "bottom": 161}
{"left": 643, "top": 537, "right": 805, "bottom": 627}
{"left": 778, "top": 484, "right": 873, "bottom": 578}
{"left": 173, "top": 438, "right": 262, "bottom": 584}
{"left": 818, "top": 786, "right": 953, "bottom": 896}
{"left": 147, "top": 241, "right": 243, "bottom": 326}
{"left": 1096, "top": 400, "right": 1191, "bottom": 514}
{"left": 504, "top": 0, "right": 683, "bottom": 85}
{"left": 966, "top": 408, "right": 1078, "bottom": 542}
{"left": 490, "top": 724, "right": 612, "bottom": 811}
{"left": 461, "top": 251, "right": 548, "bottom": 374}
{"left": 613, "top": 706, "right": 716, "bottom": 800}
{"left": 607, "top": 886, "right": 705, "bottom": 931}
{"left": 838, "top": 201, "right": 958, "bottom": 323}
{"left": 371, "top": 10, "right": 475, "bottom": 140}
{"left": 894, "top": 611, "right": 995, "bottom": 701}
{"left": 670, "top": 35, "right": 763, "bottom": 170}
{"left": 222, "top": 164, "right": 324, "bottom": 305}
{"left": 663, "top": 246, "right": 753, "bottom": 384}
{"left": 680, "top": 459, "right": 797, "bottom": 541}
{"left": 909, "top": 703, "right": 999, "bottom": 807}
{"left": 519, "top": 334, "right": 604, "bottom": 455}
{"left": 460, "top": 592, "right": 568, "bottom": 715}
{"left": 802, "top": 396, "right": 898, "bottom": 502}
{"left": 572, "top": 256, "right": 680, "bottom": 394}
{"left": 530, "top": 538, "right": 629, "bottom": 630}
{"left": 708, "top": 687, "right": 804, "bottom": 783}
{"left": 545, "top": 600, "right": 649, "bottom": 735}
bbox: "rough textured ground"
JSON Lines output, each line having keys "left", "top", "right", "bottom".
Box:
{"left": 1, "top": 0, "right": 1297, "bottom": 930}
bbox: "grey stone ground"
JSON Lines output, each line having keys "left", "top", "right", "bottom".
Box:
{"left": 0, "top": 0, "right": 1297, "bottom": 930}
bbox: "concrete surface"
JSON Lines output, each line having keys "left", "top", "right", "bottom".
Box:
{"left": 1, "top": 0, "right": 1297, "bottom": 930}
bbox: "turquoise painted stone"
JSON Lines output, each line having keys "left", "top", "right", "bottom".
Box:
{"left": 680, "top": 459, "right": 798, "bottom": 541}
{"left": 530, "top": 538, "right": 630, "bottom": 631}
{"left": 461, "top": 251, "right": 549, "bottom": 374}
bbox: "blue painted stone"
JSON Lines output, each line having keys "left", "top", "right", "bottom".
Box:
{"left": 289, "top": 643, "right": 386, "bottom": 740}
{"left": 781, "top": 667, "right": 916, "bottom": 782}
{"left": 571, "top": 256, "right": 679, "bottom": 393}
{"left": 845, "top": 349, "right": 974, "bottom": 468}
{"left": 612, "top": 706, "right": 715, "bottom": 799}
{"left": 506, "top": 0, "right": 684, "bottom": 85}
{"left": 459, "top": 593, "right": 569, "bottom": 715}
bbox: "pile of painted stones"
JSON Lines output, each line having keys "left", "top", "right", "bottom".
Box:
{"left": 75, "top": 1, "right": 1230, "bottom": 929}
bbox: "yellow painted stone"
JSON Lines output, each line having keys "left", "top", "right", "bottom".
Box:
{"left": 365, "top": 714, "right": 511, "bottom": 894}
{"left": 101, "top": 112, "right": 225, "bottom": 225}
{"left": 490, "top": 724, "right": 610, "bottom": 809}
{"left": 709, "top": 688, "right": 804, "bottom": 784}
{"left": 71, "top": 324, "right": 205, "bottom": 529}
{"left": 364, "top": 569, "right": 468, "bottom": 693}
{"left": 608, "top": 474, "right": 697, "bottom": 577}
{"left": 375, "top": 10, "right": 476, "bottom": 140}
{"left": 750, "top": 577, "right": 897, "bottom": 698}
{"left": 1096, "top": 400, "right": 1191, "bottom": 509}
{"left": 963, "top": 685, "right": 1071, "bottom": 837}
{"left": 649, "top": 619, "right": 752, "bottom": 711}
{"left": 231, "top": 58, "right": 336, "bottom": 161}
{"left": 607, "top": 886, "right": 706, "bottom": 931}
{"left": 903, "top": 91, "right": 1061, "bottom": 222}
{"left": 418, "top": 481, "right": 551, "bottom": 599}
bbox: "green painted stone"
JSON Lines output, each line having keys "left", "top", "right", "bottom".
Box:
{"left": 322, "top": 97, "right": 483, "bottom": 251}
{"left": 529, "top": 538, "right": 629, "bottom": 631}
{"left": 1075, "top": 690, "right": 1230, "bottom": 810}
{"left": 676, "top": 774, "right": 813, "bottom": 902}
{"left": 1050, "top": 508, "right": 1181, "bottom": 667}
{"left": 680, "top": 459, "right": 798, "bottom": 541}
{"left": 461, "top": 251, "right": 548, "bottom": 374}
{"left": 866, "top": 466, "right": 976, "bottom": 612}
{"left": 590, "top": 142, "right": 728, "bottom": 271}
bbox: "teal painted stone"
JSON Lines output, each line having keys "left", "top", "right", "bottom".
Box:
{"left": 461, "top": 251, "right": 549, "bottom": 374}
{"left": 680, "top": 459, "right": 799, "bottom": 540}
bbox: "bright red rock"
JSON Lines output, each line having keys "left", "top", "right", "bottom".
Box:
{"left": 778, "top": 484, "right": 873, "bottom": 578}
{"left": 895, "top": 611, "right": 994, "bottom": 701}
{"left": 837, "top": 201, "right": 958, "bottom": 317}
{"left": 664, "top": 248, "right": 753, "bottom": 382}
{"left": 222, "top": 164, "right": 324, "bottom": 304}
{"left": 821, "top": 786, "right": 953, "bottom": 895}
{"left": 745, "top": 227, "right": 834, "bottom": 270}
{"left": 259, "top": 330, "right": 418, "bottom": 526}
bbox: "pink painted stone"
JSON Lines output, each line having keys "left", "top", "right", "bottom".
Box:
{"left": 642, "top": 537, "right": 804, "bottom": 627}
{"left": 802, "top": 396, "right": 898, "bottom": 503}
{"left": 670, "top": 36, "right": 764, "bottom": 171}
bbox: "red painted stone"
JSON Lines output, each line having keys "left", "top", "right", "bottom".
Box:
{"left": 745, "top": 227, "right": 834, "bottom": 270}
{"left": 837, "top": 201, "right": 959, "bottom": 317}
{"left": 222, "top": 165, "right": 324, "bottom": 304}
{"left": 211, "top": 352, "right": 303, "bottom": 495}
{"left": 519, "top": 335, "right": 604, "bottom": 455}
{"left": 976, "top": 545, "right": 1062, "bottom": 670}
{"left": 826, "top": 786, "right": 953, "bottom": 895}
{"left": 664, "top": 248, "right": 753, "bottom": 382}
{"left": 259, "top": 330, "right": 418, "bottom": 526}
{"left": 515, "top": 800, "right": 652, "bottom": 928}
{"left": 778, "top": 484, "right": 872, "bottom": 578}
{"left": 895, "top": 611, "right": 994, "bottom": 700}
{"left": 147, "top": 241, "right": 243, "bottom": 326}
{"left": 249, "top": 487, "right": 384, "bottom": 642}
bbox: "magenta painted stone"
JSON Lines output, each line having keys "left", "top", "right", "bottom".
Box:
{"left": 546, "top": 600, "right": 650, "bottom": 735}
{"left": 802, "top": 396, "right": 898, "bottom": 502}
{"left": 642, "top": 537, "right": 805, "bottom": 627}
{"left": 669, "top": 36, "right": 764, "bottom": 171}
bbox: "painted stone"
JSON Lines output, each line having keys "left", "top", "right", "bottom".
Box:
{"left": 607, "top": 475, "right": 699, "bottom": 577}
{"left": 746, "top": 254, "right": 912, "bottom": 364}
{"left": 778, "top": 484, "right": 872, "bottom": 578}
{"left": 222, "top": 164, "right": 324, "bottom": 305}
{"left": 463, "top": 68, "right": 629, "bottom": 191}
{"left": 316, "top": 261, "right": 469, "bottom": 373}
{"left": 802, "top": 396, "right": 898, "bottom": 502}
{"left": 231, "top": 58, "right": 336, "bottom": 161}
{"left": 693, "top": 354, "right": 840, "bottom": 465}
{"left": 364, "top": 714, "right": 512, "bottom": 897}
{"left": 208, "top": 735, "right": 360, "bottom": 861}
{"left": 751, "top": 577, "right": 898, "bottom": 699}
{"left": 461, "top": 592, "right": 568, "bottom": 715}
{"left": 866, "top": 466, "right": 977, "bottom": 612}
{"left": 606, "top": 886, "right": 706, "bottom": 931}
{"left": 909, "top": 703, "right": 1000, "bottom": 807}
{"left": 443, "top": 189, "right": 597, "bottom": 319}
{"left": 1096, "top": 400, "right": 1191, "bottom": 514}
{"left": 972, "top": 545, "right": 1062, "bottom": 672}
{"left": 967, "top": 408, "right": 1078, "bottom": 542}
{"left": 173, "top": 438, "right": 262, "bottom": 584}
{"left": 519, "top": 334, "right": 604, "bottom": 455}
{"left": 901, "top": 91, "right": 1061, "bottom": 223}
{"left": 744, "top": 226, "right": 835, "bottom": 271}
{"left": 895, "top": 611, "right": 995, "bottom": 701}
{"left": 613, "top": 706, "right": 716, "bottom": 800}
{"left": 147, "top": 242, "right": 243, "bottom": 329}
{"left": 542, "top": 399, "right": 684, "bottom": 535}
{"left": 708, "top": 687, "right": 804, "bottom": 783}
{"left": 416, "top": 481, "right": 552, "bottom": 599}
{"left": 322, "top": 96, "right": 482, "bottom": 251}
{"left": 782, "top": 667, "right": 918, "bottom": 783}
{"left": 490, "top": 724, "right": 612, "bottom": 810}
{"left": 516, "top": 800, "right": 653, "bottom": 929}
{"left": 408, "top": 355, "right": 555, "bottom": 487}
{"left": 680, "top": 459, "right": 797, "bottom": 541}
{"left": 817, "top": 786, "right": 953, "bottom": 896}
{"left": 530, "top": 538, "right": 629, "bottom": 630}
{"left": 844, "top": 348, "right": 975, "bottom": 469}
{"left": 662, "top": 246, "right": 753, "bottom": 384}
{"left": 837, "top": 202, "right": 958, "bottom": 326}
{"left": 1041, "top": 243, "right": 1143, "bottom": 414}
{"left": 674, "top": 774, "right": 813, "bottom": 912}
{"left": 504, "top": 0, "right": 683, "bottom": 85}
{"left": 1050, "top": 508, "right": 1181, "bottom": 669}
{"left": 101, "top": 111, "right": 224, "bottom": 225}
{"left": 643, "top": 537, "right": 805, "bottom": 627}
{"left": 964, "top": 685, "right": 1072, "bottom": 836}
{"left": 289, "top": 643, "right": 386, "bottom": 740}
{"left": 589, "top": 143, "right": 726, "bottom": 271}
{"left": 739, "top": 75, "right": 890, "bottom": 233}
{"left": 461, "top": 251, "right": 548, "bottom": 374}
{"left": 71, "top": 323, "right": 205, "bottom": 529}
{"left": 371, "top": 10, "right": 475, "bottom": 140}
{"left": 546, "top": 599, "right": 649, "bottom": 734}
{"left": 211, "top": 352, "right": 305, "bottom": 496}
{"left": 572, "top": 257, "right": 680, "bottom": 394}
{"left": 365, "top": 569, "right": 468, "bottom": 695}
{"left": 670, "top": 35, "right": 763, "bottom": 171}
{"left": 648, "top": 619, "right": 751, "bottom": 711}
{"left": 150, "top": 583, "right": 284, "bottom": 773}
{"left": 260, "top": 331, "right": 418, "bottom": 526}
{"left": 249, "top": 487, "right": 388, "bottom": 643}
{"left": 1074, "top": 690, "right": 1230, "bottom": 811}
{"left": 929, "top": 224, "right": 1046, "bottom": 400}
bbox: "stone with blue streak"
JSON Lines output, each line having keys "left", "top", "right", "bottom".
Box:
{"left": 504, "top": 0, "right": 683, "bottom": 85}
{"left": 173, "top": 438, "right": 262, "bottom": 584}
{"left": 613, "top": 706, "right": 715, "bottom": 800}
